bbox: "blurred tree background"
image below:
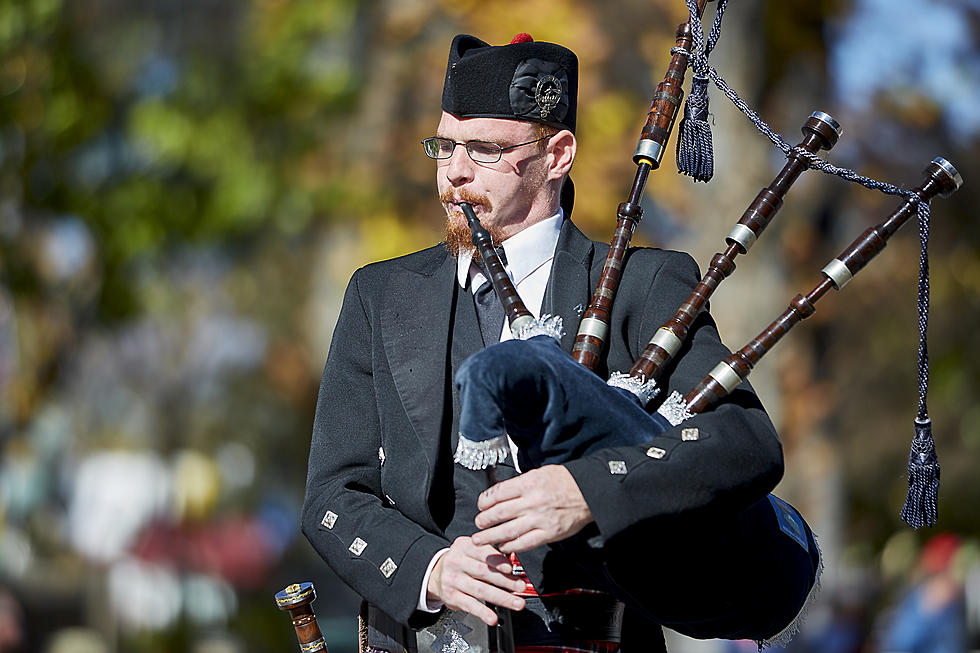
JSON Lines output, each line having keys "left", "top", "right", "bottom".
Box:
{"left": 0, "top": 0, "right": 977, "bottom": 651}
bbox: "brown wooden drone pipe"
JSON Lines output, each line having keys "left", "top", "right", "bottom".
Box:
{"left": 682, "top": 157, "right": 962, "bottom": 415}
{"left": 571, "top": 0, "right": 711, "bottom": 372}
{"left": 628, "top": 111, "right": 842, "bottom": 384}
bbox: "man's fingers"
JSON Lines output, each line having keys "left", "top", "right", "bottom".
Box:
{"left": 440, "top": 574, "right": 526, "bottom": 626}
{"left": 474, "top": 499, "right": 523, "bottom": 530}
{"left": 475, "top": 467, "right": 594, "bottom": 549}
{"left": 463, "top": 559, "right": 527, "bottom": 594}
{"left": 486, "top": 552, "right": 513, "bottom": 574}
{"left": 498, "top": 528, "right": 548, "bottom": 554}
{"left": 473, "top": 520, "right": 554, "bottom": 554}
{"left": 427, "top": 536, "right": 527, "bottom": 624}
{"left": 453, "top": 546, "right": 525, "bottom": 593}
{"left": 478, "top": 476, "right": 527, "bottom": 510}
{"left": 472, "top": 516, "right": 531, "bottom": 547}
{"left": 453, "top": 574, "right": 526, "bottom": 612}
{"left": 444, "top": 593, "right": 500, "bottom": 627}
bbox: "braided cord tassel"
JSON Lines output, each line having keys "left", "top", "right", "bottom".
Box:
{"left": 676, "top": 0, "right": 727, "bottom": 182}
{"left": 677, "top": 75, "right": 714, "bottom": 182}
{"left": 901, "top": 200, "right": 939, "bottom": 528}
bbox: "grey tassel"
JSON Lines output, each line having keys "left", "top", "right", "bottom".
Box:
{"left": 900, "top": 418, "right": 940, "bottom": 529}
{"left": 676, "top": 75, "right": 713, "bottom": 182}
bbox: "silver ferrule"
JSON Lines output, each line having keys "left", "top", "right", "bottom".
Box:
{"left": 810, "top": 111, "right": 843, "bottom": 138}
{"left": 932, "top": 157, "right": 963, "bottom": 191}
{"left": 634, "top": 139, "right": 665, "bottom": 166}
{"left": 650, "top": 328, "right": 683, "bottom": 357}
{"left": 576, "top": 316, "right": 609, "bottom": 341}
{"left": 726, "top": 223, "right": 758, "bottom": 252}
{"left": 509, "top": 314, "right": 535, "bottom": 335}
{"left": 822, "top": 258, "right": 853, "bottom": 289}
{"left": 708, "top": 361, "right": 744, "bottom": 394}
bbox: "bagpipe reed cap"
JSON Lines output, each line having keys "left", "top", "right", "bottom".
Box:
{"left": 927, "top": 157, "right": 962, "bottom": 196}
{"left": 275, "top": 582, "right": 316, "bottom": 609}
{"left": 805, "top": 111, "right": 843, "bottom": 149}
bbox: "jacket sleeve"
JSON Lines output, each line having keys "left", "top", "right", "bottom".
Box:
{"left": 563, "top": 250, "right": 784, "bottom": 543}
{"left": 301, "top": 268, "right": 449, "bottom": 627}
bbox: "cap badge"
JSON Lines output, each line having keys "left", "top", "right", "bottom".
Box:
{"left": 535, "top": 74, "right": 563, "bottom": 119}
{"left": 510, "top": 58, "right": 569, "bottom": 124}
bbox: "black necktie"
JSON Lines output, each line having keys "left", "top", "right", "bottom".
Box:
{"left": 474, "top": 253, "right": 507, "bottom": 346}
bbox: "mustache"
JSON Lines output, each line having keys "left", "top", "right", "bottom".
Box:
{"left": 439, "top": 188, "right": 492, "bottom": 214}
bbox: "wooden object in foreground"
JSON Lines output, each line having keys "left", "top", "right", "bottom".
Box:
{"left": 628, "top": 111, "right": 842, "bottom": 383}
{"left": 276, "top": 582, "right": 328, "bottom": 653}
{"left": 571, "top": 0, "right": 710, "bottom": 372}
{"left": 682, "top": 157, "right": 962, "bottom": 415}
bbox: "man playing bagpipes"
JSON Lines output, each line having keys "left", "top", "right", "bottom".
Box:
{"left": 302, "top": 29, "right": 821, "bottom": 653}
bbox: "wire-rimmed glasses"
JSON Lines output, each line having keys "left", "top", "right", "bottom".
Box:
{"left": 420, "top": 134, "right": 552, "bottom": 164}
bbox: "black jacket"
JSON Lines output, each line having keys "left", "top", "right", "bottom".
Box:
{"left": 302, "top": 219, "right": 783, "bottom": 633}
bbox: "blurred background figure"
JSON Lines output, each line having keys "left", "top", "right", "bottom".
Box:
{"left": 877, "top": 534, "right": 967, "bottom": 653}
{"left": 0, "top": 587, "right": 25, "bottom": 653}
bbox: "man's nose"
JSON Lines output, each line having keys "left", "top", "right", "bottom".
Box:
{"left": 444, "top": 145, "right": 475, "bottom": 186}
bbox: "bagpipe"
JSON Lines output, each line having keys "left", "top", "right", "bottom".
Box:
{"left": 450, "top": 2, "right": 961, "bottom": 649}
{"left": 278, "top": 1, "right": 962, "bottom": 650}
{"left": 452, "top": 156, "right": 958, "bottom": 646}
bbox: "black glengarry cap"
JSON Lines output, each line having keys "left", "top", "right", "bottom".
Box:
{"left": 442, "top": 33, "right": 578, "bottom": 134}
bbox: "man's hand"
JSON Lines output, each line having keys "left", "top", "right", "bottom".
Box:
{"left": 472, "top": 465, "right": 593, "bottom": 553}
{"left": 426, "top": 536, "right": 527, "bottom": 626}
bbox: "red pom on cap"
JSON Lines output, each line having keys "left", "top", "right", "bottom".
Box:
{"left": 510, "top": 33, "right": 534, "bottom": 44}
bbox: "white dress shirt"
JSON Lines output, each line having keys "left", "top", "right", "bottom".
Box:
{"left": 418, "top": 209, "right": 565, "bottom": 612}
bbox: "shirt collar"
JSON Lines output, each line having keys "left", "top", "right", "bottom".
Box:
{"left": 456, "top": 209, "right": 564, "bottom": 289}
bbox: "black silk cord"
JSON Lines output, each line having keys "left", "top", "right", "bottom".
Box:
{"left": 901, "top": 201, "right": 940, "bottom": 529}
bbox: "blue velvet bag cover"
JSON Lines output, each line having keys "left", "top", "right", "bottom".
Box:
{"left": 453, "top": 334, "right": 822, "bottom": 647}
{"left": 454, "top": 335, "right": 671, "bottom": 471}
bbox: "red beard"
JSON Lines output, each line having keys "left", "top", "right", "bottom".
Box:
{"left": 440, "top": 188, "right": 504, "bottom": 261}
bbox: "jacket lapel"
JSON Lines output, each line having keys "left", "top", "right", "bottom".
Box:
{"left": 380, "top": 222, "right": 597, "bottom": 525}
{"left": 544, "top": 219, "right": 597, "bottom": 353}
{"left": 381, "top": 249, "right": 456, "bottom": 475}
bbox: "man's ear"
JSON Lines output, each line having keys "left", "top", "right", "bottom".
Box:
{"left": 547, "top": 130, "right": 576, "bottom": 180}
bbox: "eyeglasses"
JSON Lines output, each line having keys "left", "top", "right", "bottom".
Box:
{"left": 420, "top": 134, "right": 552, "bottom": 164}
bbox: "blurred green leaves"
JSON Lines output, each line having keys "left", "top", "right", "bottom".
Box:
{"left": 0, "top": 0, "right": 366, "bottom": 320}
